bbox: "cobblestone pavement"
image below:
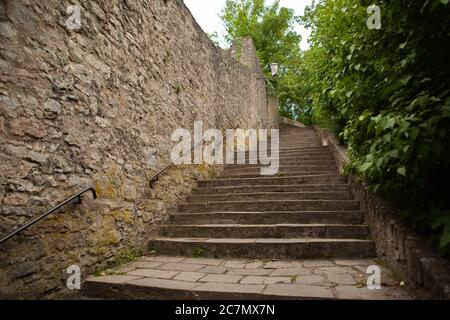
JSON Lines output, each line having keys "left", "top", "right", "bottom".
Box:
{"left": 85, "top": 255, "right": 413, "bottom": 300}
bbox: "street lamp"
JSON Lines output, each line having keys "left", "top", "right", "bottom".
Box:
{"left": 270, "top": 63, "right": 279, "bottom": 76}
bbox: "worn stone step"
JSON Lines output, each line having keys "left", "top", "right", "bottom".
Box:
{"left": 187, "top": 191, "right": 352, "bottom": 203}
{"left": 160, "top": 224, "right": 370, "bottom": 239}
{"left": 148, "top": 238, "right": 376, "bottom": 259}
{"left": 194, "top": 184, "right": 351, "bottom": 195}
{"left": 178, "top": 200, "right": 360, "bottom": 213}
{"left": 169, "top": 211, "right": 364, "bottom": 225}
{"left": 198, "top": 174, "right": 347, "bottom": 187}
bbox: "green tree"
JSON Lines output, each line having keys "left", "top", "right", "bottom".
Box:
{"left": 300, "top": 0, "right": 450, "bottom": 254}
{"left": 221, "top": 0, "right": 312, "bottom": 122}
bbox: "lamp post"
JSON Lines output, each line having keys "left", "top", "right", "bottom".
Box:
{"left": 270, "top": 63, "right": 279, "bottom": 76}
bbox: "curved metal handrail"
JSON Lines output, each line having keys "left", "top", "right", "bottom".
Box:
{"left": 0, "top": 187, "right": 97, "bottom": 245}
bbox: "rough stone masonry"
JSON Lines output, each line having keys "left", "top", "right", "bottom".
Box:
{"left": 0, "top": 0, "right": 278, "bottom": 298}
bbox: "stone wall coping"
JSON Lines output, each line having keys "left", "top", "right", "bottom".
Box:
{"left": 279, "top": 117, "right": 306, "bottom": 128}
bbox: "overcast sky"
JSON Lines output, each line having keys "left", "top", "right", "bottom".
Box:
{"left": 184, "top": 0, "right": 314, "bottom": 50}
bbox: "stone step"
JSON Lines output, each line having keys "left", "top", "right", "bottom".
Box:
{"left": 235, "top": 146, "right": 328, "bottom": 153}
{"left": 148, "top": 238, "right": 376, "bottom": 259}
{"left": 160, "top": 224, "right": 370, "bottom": 239}
{"left": 187, "top": 191, "right": 353, "bottom": 202}
{"left": 236, "top": 155, "right": 335, "bottom": 163}
{"left": 232, "top": 156, "right": 334, "bottom": 164}
{"left": 194, "top": 184, "right": 351, "bottom": 195}
{"left": 169, "top": 211, "right": 364, "bottom": 225}
{"left": 178, "top": 200, "right": 360, "bottom": 213}
{"left": 219, "top": 171, "right": 337, "bottom": 179}
{"left": 83, "top": 256, "right": 411, "bottom": 300}
{"left": 221, "top": 166, "right": 337, "bottom": 176}
{"left": 276, "top": 144, "right": 323, "bottom": 149}
{"left": 198, "top": 174, "right": 347, "bottom": 187}
{"left": 278, "top": 140, "right": 322, "bottom": 144}
{"left": 232, "top": 151, "right": 332, "bottom": 158}
{"left": 279, "top": 138, "right": 319, "bottom": 143}
{"left": 226, "top": 160, "right": 336, "bottom": 168}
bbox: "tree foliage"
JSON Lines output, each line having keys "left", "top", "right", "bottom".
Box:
{"left": 301, "top": 0, "right": 450, "bottom": 254}
{"left": 221, "top": 0, "right": 312, "bottom": 123}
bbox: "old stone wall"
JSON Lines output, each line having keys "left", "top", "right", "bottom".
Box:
{"left": 313, "top": 126, "right": 450, "bottom": 299}
{"left": 0, "top": 0, "right": 278, "bottom": 298}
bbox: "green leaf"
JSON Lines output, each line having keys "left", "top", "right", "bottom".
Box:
{"left": 383, "top": 118, "right": 396, "bottom": 130}
{"left": 388, "top": 150, "right": 399, "bottom": 158}
{"left": 400, "top": 75, "right": 412, "bottom": 86}
{"left": 397, "top": 166, "right": 407, "bottom": 176}
{"left": 359, "top": 162, "right": 372, "bottom": 172}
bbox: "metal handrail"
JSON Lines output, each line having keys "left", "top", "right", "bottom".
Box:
{"left": 149, "top": 131, "right": 232, "bottom": 188}
{"left": 0, "top": 187, "right": 97, "bottom": 245}
{"left": 149, "top": 137, "right": 206, "bottom": 189}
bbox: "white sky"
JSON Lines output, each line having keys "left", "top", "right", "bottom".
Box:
{"left": 183, "top": 0, "right": 314, "bottom": 50}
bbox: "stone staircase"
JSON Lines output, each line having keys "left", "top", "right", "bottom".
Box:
{"left": 148, "top": 125, "right": 374, "bottom": 260}
{"left": 83, "top": 124, "right": 412, "bottom": 299}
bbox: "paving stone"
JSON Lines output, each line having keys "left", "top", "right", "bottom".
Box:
{"left": 295, "top": 274, "right": 328, "bottom": 285}
{"left": 206, "top": 238, "right": 252, "bottom": 244}
{"left": 200, "top": 274, "right": 243, "bottom": 284}
{"left": 88, "top": 275, "right": 142, "bottom": 284}
{"left": 182, "top": 258, "right": 223, "bottom": 266}
{"left": 199, "top": 266, "right": 228, "bottom": 274}
{"left": 270, "top": 268, "right": 312, "bottom": 276}
{"left": 264, "top": 284, "right": 334, "bottom": 298}
{"left": 263, "top": 261, "right": 294, "bottom": 269}
{"left": 194, "top": 283, "right": 265, "bottom": 294}
{"left": 327, "top": 273, "right": 357, "bottom": 285}
{"left": 158, "top": 262, "right": 204, "bottom": 272}
{"left": 240, "top": 276, "right": 267, "bottom": 284}
{"left": 173, "top": 272, "right": 206, "bottom": 282}
{"left": 142, "top": 256, "right": 184, "bottom": 263}
{"left": 289, "top": 261, "right": 305, "bottom": 268}
{"left": 302, "top": 260, "right": 335, "bottom": 268}
{"left": 128, "top": 261, "right": 163, "bottom": 269}
{"left": 127, "top": 278, "right": 198, "bottom": 290}
{"left": 264, "top": 277, "right": 292, "bottom": 284}
{"left": 114, "top": 266, "right": 136, "bottom": 273}
{"left": 128, "top": 269, "right": 179, "bottom": 279}
{"left": 245, "top": 261, "right": 264, "bottom": 269}
{"left": 224, "top": 260, "right": 249, "bottom": 269}
{"left": 318, "top": 266, "right": 353, "bottom": 274}
{"left": 334, "top": 285, "right": 411, "bottom": 300}
{"left": 228, "top": 268, "right": 272, "bottom": 276}
{"left": 334, "top": 259, "right": 375, "bottom": 267}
